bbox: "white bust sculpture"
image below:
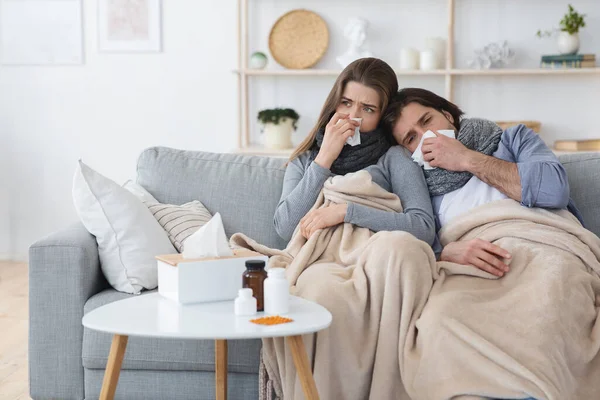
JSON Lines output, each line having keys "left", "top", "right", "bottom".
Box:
{"left": 336, "top": 17, "right": 373, "bottom": 68}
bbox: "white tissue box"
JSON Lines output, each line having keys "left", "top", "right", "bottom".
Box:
{"left": 156, "top": 250, "right": 269, "bottom": 304}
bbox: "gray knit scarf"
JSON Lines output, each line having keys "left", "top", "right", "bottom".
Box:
{"left": 310, "top": 126, "right": 391, "bottom": 175}
{"left": 426, "top": 118, "right": 503, "bottom": 196}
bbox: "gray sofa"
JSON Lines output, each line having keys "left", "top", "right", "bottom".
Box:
{"left": 29, "top": 146, "right": 600, "bottom": 400}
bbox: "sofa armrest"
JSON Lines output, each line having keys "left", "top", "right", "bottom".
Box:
{"left": 28, "top": 222, "right": 107, "bottom": 400}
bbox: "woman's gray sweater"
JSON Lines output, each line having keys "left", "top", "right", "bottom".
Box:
{"left": 273, "top": 146, "right": 436, "bottom": 245}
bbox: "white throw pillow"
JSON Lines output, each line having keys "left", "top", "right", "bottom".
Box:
{"left": 122, "top": 179, "right": 159, "bottom": 203}
{"left": 72, "top": 160, "right": 177, "bottom": 294}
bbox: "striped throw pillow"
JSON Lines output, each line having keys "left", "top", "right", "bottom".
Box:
{"left": 146, "top": 200, "right": 213, "bottom": 252}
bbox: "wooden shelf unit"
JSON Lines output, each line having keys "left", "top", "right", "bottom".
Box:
{"left": 235, "top": 0, "right": 598, "bottom": 156}
{"left": 234, "top": 68, "right": 600, "bottom": 77}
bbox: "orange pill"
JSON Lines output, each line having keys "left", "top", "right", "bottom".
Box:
{"left": 250, "top": 315, "right": 294, "bottom": 325}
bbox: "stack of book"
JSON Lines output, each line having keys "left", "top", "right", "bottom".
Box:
{"left": 540, "top": 54, "right": 596, "bottom": 69}
{"left": 554, "top": 139, "right": 600, "bottom": 152}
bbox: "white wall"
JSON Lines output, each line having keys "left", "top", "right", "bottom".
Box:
{"left": 0, "top": 121, "right": 9, "bottom": 259}
{"left": 1, "top": 0, "right": 237, "bottom": 259}
{"left": 2, "top": 0, "right": 599, "bottom": 259}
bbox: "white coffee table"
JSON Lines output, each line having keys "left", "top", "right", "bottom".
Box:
{"left": 82, "top": 292, "right": 332, "bottom": 400}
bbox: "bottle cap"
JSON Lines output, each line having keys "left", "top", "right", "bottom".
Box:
{"left": 238, "top": 288, "right": 253, "bottom": 298}
{"left": 268, "top": 268, "right": 286, "bottom": 278}
{"left": 245, "top": 260, "right": 266, "bottom": 270}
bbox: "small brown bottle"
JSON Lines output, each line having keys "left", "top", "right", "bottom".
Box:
{"left": 242, "top": 260, "right": 267, "bottom": 311}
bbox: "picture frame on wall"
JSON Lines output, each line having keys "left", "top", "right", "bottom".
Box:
{"left": 98, "top": 0, "right": 162, "bottom": 53}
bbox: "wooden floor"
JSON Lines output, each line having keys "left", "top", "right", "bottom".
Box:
{"left": 0, "top": 262, "right": 31, "bottom": 400}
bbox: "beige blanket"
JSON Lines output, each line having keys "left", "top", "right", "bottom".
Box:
{"left": 403, "top": 199, "right": 600, "bottom": 400}
{"left": 231, "top": 171, "right": 437, "bottom": 400}
{"left": 234, "top": 170, "right": 600, "bottom": 400}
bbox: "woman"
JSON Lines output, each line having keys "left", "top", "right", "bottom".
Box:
{"left": 274, "top": 58, "right": 435, "bottom": 245}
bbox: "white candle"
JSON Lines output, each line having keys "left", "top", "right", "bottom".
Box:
{"left": 424, "top": 37, "right": 445, "bottom": 69}
{"left": 399, "top": 48, "right": 419, "bottom": 70}
{"left": 420, "top": 50, "right": 437, "bottom": 70}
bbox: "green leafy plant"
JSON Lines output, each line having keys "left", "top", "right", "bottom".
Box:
{"left": 560, "top": 4, "right": 586, "bottom": 34}
{"left": 537, "top": 4, "right": 586, "bottom": 37}
{"left": 257, "top": 108, "right": 299, "bottom": 130}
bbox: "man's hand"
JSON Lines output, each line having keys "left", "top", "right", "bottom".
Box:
{"left": 440, "top": 239, "right": 512, "bottom": 277}
{"left": 421, "top": 132, "right": 474, "bottom": 172}
{"left": 422, "top": 132, "right": 522, "bottom": 201}
{"left": 300, "top": 204, "right": 348, "bottom": 239}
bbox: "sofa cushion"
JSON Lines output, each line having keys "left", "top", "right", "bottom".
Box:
{"left": 82, "top": 289, "right": 262, "bottom": 373}
{"left": 137, "top": 147, "right": 287, "bottom": 250}
{"left": 84, "top": 369, "right": 259, "bottom": 400}
{"left": 559, "top": 153, "right": 600, "bottom": 237}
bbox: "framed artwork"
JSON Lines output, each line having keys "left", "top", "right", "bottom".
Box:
{"left": 0, "top": 0, "right": 83, "bottom": 65}
{"left": 98, "top": 0, "right": 162, "bottom": 52}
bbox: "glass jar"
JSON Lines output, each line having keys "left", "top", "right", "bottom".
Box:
{"left": 242, "top": 260, "right": 267, "bottom": 311}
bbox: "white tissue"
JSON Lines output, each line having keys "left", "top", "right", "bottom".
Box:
{"left": 337, "top": 117, "right": 362, "bottom": 146}
{"left": 411, "top": 131, "right": 437, "bottom": 170}
{"left": 437, "top": 129, "right": 456, "bottom": 138}
{"left": 411, "top": 129, "right": 456, "bottom": 170}
{"left": 181, "top": 212, "right": 234, "bottom": 258}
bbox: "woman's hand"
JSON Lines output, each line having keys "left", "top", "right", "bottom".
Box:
{"left": 300, "top": 204, "right": 348, "bottom": 239}
{"left": 440, "top": 239, "right": 511, "bottom": 277}
{"left": 314, "top": 113, "right": 360, "bottom": 170}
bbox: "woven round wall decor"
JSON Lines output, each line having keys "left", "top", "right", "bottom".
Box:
{"left": 268, "top": 9, "right": 329, "bottom": 69}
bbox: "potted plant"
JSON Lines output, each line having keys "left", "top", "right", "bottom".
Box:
{"left": 257, "top": 108, "right": 299, "bottom": 149}
{"left": 536, "top": 4, "right": 586, "bottom": 55}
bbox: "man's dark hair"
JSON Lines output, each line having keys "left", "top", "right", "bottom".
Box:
{"left": 382, "top": 88, "right": 465, "bottom": 142}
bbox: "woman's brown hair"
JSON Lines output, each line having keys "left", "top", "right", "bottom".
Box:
{"left": 288, "top": 57, "right": 398, "bottom": 161}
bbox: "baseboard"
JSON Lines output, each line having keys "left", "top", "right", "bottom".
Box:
{"left": 0, "top": 253, "right": 28, "bottom": 262}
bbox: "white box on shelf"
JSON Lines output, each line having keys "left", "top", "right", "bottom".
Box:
{"left": 156, "top": 250, "right": 268, "bottom": 304}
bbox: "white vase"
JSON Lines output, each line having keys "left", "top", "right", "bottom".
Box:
{"left": 557, "top": 31, "right": 580, "bottom": 55}
{"left": 262, "top": 118, "right": 294, "bottom": 149}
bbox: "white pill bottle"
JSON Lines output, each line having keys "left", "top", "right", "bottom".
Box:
{"left": 264, "top": 268, "right": 290, "bottom": 315}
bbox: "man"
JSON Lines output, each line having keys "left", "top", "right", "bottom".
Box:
{"left": 383, "top": 88, "right": 584, "bottom": 277}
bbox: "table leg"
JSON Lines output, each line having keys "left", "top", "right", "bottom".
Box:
{"left": 215, "top": 339, "right": 228, "bottom": 400}
{"left": 100, "top": 334, "right": 128, "bottom": 400}
{"left": 287, "top": 335, "right": 320, "bottom": 400}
